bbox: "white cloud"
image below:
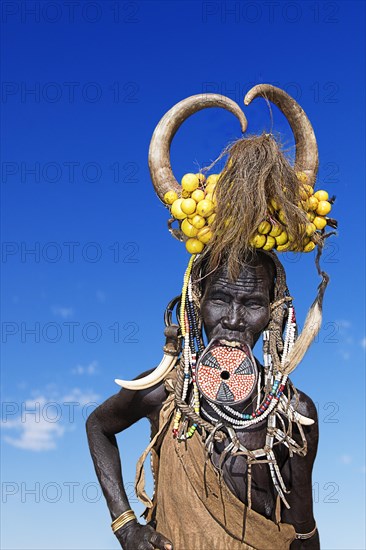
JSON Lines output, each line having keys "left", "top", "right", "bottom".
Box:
{"left": 2, "top": 389, "right": 100, "bottom": 452}
{"left": 3, "top": 419, "right": 65, "bottom": 451}
{"left": 340, "top": 454, "right": 352, "bottom": 464}
{"left": 51, "top": 306, "right": 74, "bottom": 319}
{"left": 335, "top": 319, "right": 351, "bottom": 329}
{"left": 71, "top": 360, "right": 98, "bottom": 376}
{"left": 62, "top": 388, "right": 99, "bottom": 406}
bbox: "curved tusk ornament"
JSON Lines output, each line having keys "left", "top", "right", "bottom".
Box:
{"left": 115, "top": 353, "right": 179, "bottom": 391}
{"left": 279, "top": 396, "right": 315, "bottom": 426}
{"left": 115, "top": 324, "right": 181, "bottom": 391}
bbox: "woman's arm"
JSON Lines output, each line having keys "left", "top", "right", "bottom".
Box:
{"left": 281, "top": 389, "right": 320, "bottom": 550}
{"left": 86, "top": 373, "right": 173, "bottom": 549}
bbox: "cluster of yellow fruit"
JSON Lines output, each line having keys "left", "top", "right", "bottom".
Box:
{"left": 164, "top": 172, "right": 218, "bottom": 254}
{"left": 163, "top": 171, "right": 333, "bottom": 254}
{"left": 250, "top": 173, "right": 333, "bottom": 253}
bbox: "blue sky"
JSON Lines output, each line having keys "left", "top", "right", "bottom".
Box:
{"left": 1, "top": 1, "right": 365, "bottom": 549}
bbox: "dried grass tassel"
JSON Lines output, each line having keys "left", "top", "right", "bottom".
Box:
{"left": 282, "top": 244, "right": 329, "bottom": 374}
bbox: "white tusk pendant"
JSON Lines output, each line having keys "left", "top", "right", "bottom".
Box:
{"left": 115, "top": 354, "right": 178, "bottom": 391}
{"left": 279, "top": 397, "right": 315, "bottom": 426}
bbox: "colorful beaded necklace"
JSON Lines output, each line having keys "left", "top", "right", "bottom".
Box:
{"left": 172, "top": 255, "right": 296, "bottom": 435}
{"left": 171, "top": 255, "right": 303, "bottom": 507}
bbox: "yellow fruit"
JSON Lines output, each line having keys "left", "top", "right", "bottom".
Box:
{"left": 270, "top": 198, "right": 280, "bottom": 211}
{"left": 307, "top": 211, "right": 315, "bottom": 221}
{"left": 316, "top": 200, "right": 331, "bottom": 216}
{"left": 258, "top": 221, "right": 271, "bottom": 235}
{"left": 205, "top": 192, "right": 213, "bottom": 202}
{"left": 196, "top": 199, "right": 214, "bottom": 218}
{"left": 181, "top": 219, "right": 198, "bottom": 238}
{"left": 268, "top": 204, "right": 275, "bottom": 215}
{"left": 196, "top": 173, "right": 206, "bottom": 185}
{"left": 299, "top": 186, "right": 309, "bottom": 201}
{"left": 197, "top": 227, "right": 213, "bottom": 244}
{"left": 182, "top": 189, "right": 191, "bottom": 198}
{"left": 207, "top": 213, "right": 216, "bottom": 225}
{"left": 206, "top": 174, "right": 219, "bottom": 186}
{"left": 181, "top": 198, "right": 196, "bottom": 215}
{"left": 269, "top": 223, "right": 283, "bottom": 237}
{"left": 304, "top": 241, "right": 316, "bottom": 252}
{"left": 305, "top": 222, "right": 316, "bottom": 236}
{"left": 171, "top": 199, "right": 187, "bottom": 220}
{"left": 191, "top": 189, "right": 205, "bottom": 203}
{"left": 278, "top": 210, "right": 287, "bottom": 225}
{"left": 186, "top": 238, "right": 204, "bottom": 254}
{"left": 313, "top": 216, "right": 327, "bottom": 230}
{"left": 181, "top": 173, "right": 199, "bottom": 193}
{"left": 276, "top": 242, "right": 292, "bottom": 252}
{"left": 314, "top": 190, "right": 329, "bottom": 202}
{"left": 296, "top": 171, "right": 308, "bottom": 183}
{"left": 205, "top": 183, "right": 217, "bottom": 195}
{"left": 308, "top": 195, "right": 319, "bottom": 211}
{"left": 303, "top": 184, "right": 313, "bottom": 197}
{"left": 163, "top": 190, "right": 178, "bottom": 205}
{"left": 189, "top": 214, "right": 206, "bottom": 229}
{"left": 300, "top": 199, "right": 309, "bottom": 211}
{"left": 263, "top": 236, "right": 276, "bottom": 250}
{"left": 250, "top": 234, "right": 266, "bottom": 248}
{"left": 275, "top": 230, "right": 288, "bottom": 246}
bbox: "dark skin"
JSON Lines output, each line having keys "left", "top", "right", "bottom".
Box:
{"left": 86, "top": 257, "right": 320, "bottom": 549}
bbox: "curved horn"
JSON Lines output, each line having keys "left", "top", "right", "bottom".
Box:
{"left": 115, "top": 354, "right": 178, "bottom": 391}
{"left": 149, "top": 94, "right": 248, "bottom": 202}
{"left": 244, "top": 84, "right": 318, "bottom": 187}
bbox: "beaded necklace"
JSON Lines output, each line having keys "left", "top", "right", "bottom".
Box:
{"left": 172, "top": 255, "right": 302, "bottom": 507}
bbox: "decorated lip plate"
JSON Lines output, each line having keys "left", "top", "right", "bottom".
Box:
{"left": 196, "top": 341, "right": 258, "bottom": 405}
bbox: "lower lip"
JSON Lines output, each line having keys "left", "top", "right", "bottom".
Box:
{"left": 217, "top": 338, "right": 244, "bottom": 348}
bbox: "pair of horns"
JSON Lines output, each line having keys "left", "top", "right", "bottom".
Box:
{"left": 148, "top": 84, "right": 319, "bottom": 202}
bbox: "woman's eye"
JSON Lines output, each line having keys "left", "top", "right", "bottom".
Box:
{"left": 246, "top": 303, "right": 264, "bottom": 309}
{"left": 211, "top": 295, "right": 227, "bottom": 303}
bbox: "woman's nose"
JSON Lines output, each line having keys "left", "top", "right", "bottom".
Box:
{"left": 221, "top": 304, "right": 246, "bottom": 330}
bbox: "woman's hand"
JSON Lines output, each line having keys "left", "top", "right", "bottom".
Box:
{"left": 115, "top": 520, "right": 173, "bottom": 550}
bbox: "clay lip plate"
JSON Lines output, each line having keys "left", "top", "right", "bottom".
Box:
{"left": 196, "top": 341, "right": 258, "bottom": 405}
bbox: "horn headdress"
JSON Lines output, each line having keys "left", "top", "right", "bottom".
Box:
{"left": 116, "top": 85, "right": 331, "bottom": 391}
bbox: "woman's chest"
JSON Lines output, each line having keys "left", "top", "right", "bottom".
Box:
{"left": 210, "top": 425, "right": 288, "bottom": 519}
